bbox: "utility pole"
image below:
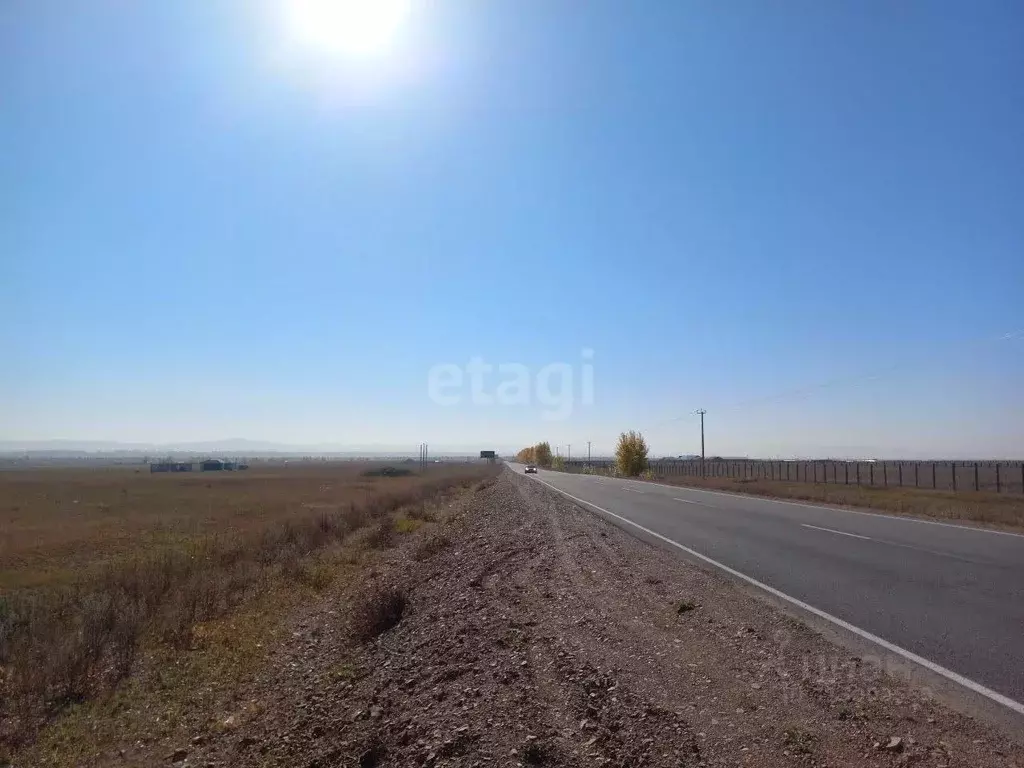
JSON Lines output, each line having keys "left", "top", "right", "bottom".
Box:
{"left": 587, "top": 441, "right": 591, "bottom": 462}
{"left": 697, "top": 409, "right": 707, "bottom": 477}
{"left": 567, "top": 444, "right": 571, "bottom": 462}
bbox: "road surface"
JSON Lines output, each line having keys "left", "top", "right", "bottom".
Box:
{"left": 512, "top": 464, "right": 1024, "bottom": 714}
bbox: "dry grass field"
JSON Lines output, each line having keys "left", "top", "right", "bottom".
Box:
{"left": 0, "top": 463, "right": 484, "bottom": 589}
{"left": 0, "top": 461, "right": 498, "bottom": 759}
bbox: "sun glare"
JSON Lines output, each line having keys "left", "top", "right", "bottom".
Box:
{"left": 283, "top": 0, "right": 411, "bottom": 58}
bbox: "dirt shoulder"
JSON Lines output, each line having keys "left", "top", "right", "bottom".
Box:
{"left": 54, "top": 468, "right": 1023, "bottom": 767}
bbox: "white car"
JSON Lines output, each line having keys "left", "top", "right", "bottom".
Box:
{"left": 525, "top": 465, "right": 538, "bottom": 474}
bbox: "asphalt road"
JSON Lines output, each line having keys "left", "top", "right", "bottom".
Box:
{"left": 511, "top": 464, "right": 1024, "bottom": 712}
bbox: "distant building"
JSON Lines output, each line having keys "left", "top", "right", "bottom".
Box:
{"left": 200, "top": 458, "right": 243, "bottom": 471}
{"left": 150, "top": 461, "right": 193, "bottom": 473}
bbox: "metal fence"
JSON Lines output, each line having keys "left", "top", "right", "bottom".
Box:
{"left": 563, "top": 459, "right": 1024, "bottom": 494}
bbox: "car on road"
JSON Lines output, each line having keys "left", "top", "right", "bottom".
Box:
{"left": 525, "top": 465, "right": 538, "bottom": 474}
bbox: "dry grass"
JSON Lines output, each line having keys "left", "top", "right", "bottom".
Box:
{"left": 622, "top": 473, "right": 1024, "bottom": 530}
{"left": 350, "top": 584, "right": 408, "bottom": 643}
{"left": 412, "top": 532, "right": 451, "bottom": 561}
{"left": 0, "top": 463, "right": 479, "bottom": 589}
{"left": 0, "top": 462, "right": 496, "bottom": 756}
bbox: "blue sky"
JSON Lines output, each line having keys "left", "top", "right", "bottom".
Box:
{"left": 2, "top": 0, "right": 1022, "bottom": 457}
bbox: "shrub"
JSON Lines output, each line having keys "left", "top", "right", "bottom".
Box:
{"left": 394, "top": 517, "right": 422, "bottom": 534}
{"left": 551, "top": 456, "right": 566, "bottom": 471}
{"left": 364, "top": 520, "right": 396, "bottom": 549}
{"left": 406, "top": 504, "right": 437, "bottom": 523}
{"left": 783, "top": 726, "right": 816, "bottom": 755}
{"left": 412, "top": 533, "right": 451, "bottom": 561}
{"left": 615, "top": 430, "right": 649, "bottom": 477}
{"left": 350, "top": 585, "right": 408, "bottom": 642}
{"left": 676, "top": 599, "right": 697, "bottom": 614}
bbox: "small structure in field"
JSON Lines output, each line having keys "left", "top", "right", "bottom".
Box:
{"left": 200, "top": 458, "right": 244, "bottom": 471}
{"left": 150, "top": 461, "right": 194, "bottom": 473}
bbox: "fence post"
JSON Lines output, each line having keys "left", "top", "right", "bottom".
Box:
{"left": 996, "top": 463, "right": 1000, "bottom": 493}
{"left": 915, "top": 463, "right": 919, "bottom": 488}
{"left": 932, "top": 463, "right": 937, "bottom": 489}
{"left": 845, "top": 463, "right": 849, "bottom": 485}
{"left": 870, "top": 463, "right": 874, "bottom": 485}
{"left": 898, "top": 462, "right": 903, "bottom": 487}
{"left": 883, "top": 463, "right": 888, "bottom": 486}
{"left": 856, "top": 463, "right": 861, "bottom": 485}
{"left": 951, "top": 462, "right": 957, "bottom": 492}
{"left": 974, "top": 462, "right": 979, "bottom": 492}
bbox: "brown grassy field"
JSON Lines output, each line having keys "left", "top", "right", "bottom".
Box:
{"left": 0, "top": 463, "right": 486, "bottom": 589}
{"left": 0, "top": 461, "right": 498, "bottom": 758}
{"left": 613, "top": 471, "right": 1024, "bottom": 530}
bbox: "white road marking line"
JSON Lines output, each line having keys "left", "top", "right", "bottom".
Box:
{"left": 674, "top": 498, "right": 701, "bottom": 504}
{"left": 530, "top": 475, "right": 1024, "bottom": 718}
{"left": 801, "top": 523, "right": 874, "bottom": 541}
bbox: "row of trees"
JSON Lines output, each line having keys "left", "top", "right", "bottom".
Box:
{"left": 515, "top": 441, "right": 552, "bottom": 467}
{"left": 515, "top": 431, "right": 650, "bottom": 477}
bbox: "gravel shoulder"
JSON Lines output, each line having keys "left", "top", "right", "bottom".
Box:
{"left": 121, "top": 469, "right": 1023, "bottom": 767}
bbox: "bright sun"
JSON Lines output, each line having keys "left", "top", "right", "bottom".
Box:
{"left": 283, "top": 0, "right": 411, "bottom": 58}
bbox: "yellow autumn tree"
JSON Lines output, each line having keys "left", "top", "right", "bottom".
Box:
{"left": 615, "top": 430, "right": 649, "bottom": 477}
{"left": 516, "top": 446, "right": 536, "bottom": 463}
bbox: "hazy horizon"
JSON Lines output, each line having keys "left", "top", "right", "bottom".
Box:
{"left": 0, "top": 438, "right": 1020, "bottom": 462}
